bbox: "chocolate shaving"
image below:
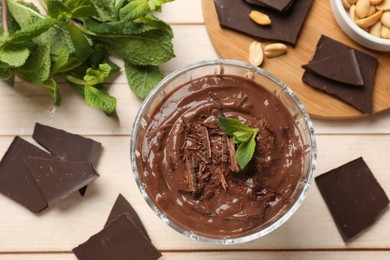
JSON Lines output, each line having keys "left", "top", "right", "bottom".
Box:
{"left": 217, "top": 168, "right": 228, "bottom": 190}
{"left": 209, "top": 92, "right": 223, "bottom": 110}
{"left": 227, "top": 137, "right": 240, "bottom": 173}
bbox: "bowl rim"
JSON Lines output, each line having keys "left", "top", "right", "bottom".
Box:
{"left": 130, "top": 59, "right": 317, "bottom": 244}
{"left": 331, "top": 0, "right": 390, "bottom": 46}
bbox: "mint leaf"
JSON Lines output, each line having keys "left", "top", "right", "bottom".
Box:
{"left": 0, "top": 43, "right": 29, "bottom": 66}
{"left": 84, "top": 84, "right": 116, "bottom": 115}
{"left": 148, "top": 0, "right": 173, "bottom": 12}
{"left": 119, "top": 0, "right": 149, "bottom": 20}
{"left": 8, "top": 17, "right": 56, "bottom": 44}
{"left": 125, "top": 61, "right": 162, "bottom": 99}
{"left": 236, "top": 133, "right": 257, "bottom": 169}
{"left": 218, "top": 116, "right": 259, "bottom": 169}
{"left": 18, "top": 44, "right": 51, "bottom": 83}
{"left": 0, "top": 61, "right": 15, "bottom": 85}
{"left": 45, "top": 0, "right": 71, "bottom": 19}
{"left": 218, "top": 116, "right": 254, "bottom": 136}
{"left": 232, "top": 131, "right": 253, "bottom": 144}
{"left": 84, "top": 63, "right": 112, "bottom": 84}
{"left": 6, "top": 0, "right": 43, "bottom": 28}
{"left": 42, "top": 78, "right": 62, "bottom": 106}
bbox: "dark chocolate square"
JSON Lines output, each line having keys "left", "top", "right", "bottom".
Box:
{"left": 24, "top": 156, "right": 99, "bottom": 206}
{"left": 302, "top": 35, "right": 378, "bottom": 114}
{"left": 104, "top": 194, "right": 149, "bottom": 240}
{"left": 245, "top": 0, "right": 294, "bottom": 12}
{"left": 33, "top": 123, "right": 102, "bottom": 196}
{"left": 315, "top": 157, "right": 389, "bottom": 242}
{"left": 73, "top": 214, "right": 161, "bottom": 260}
{"left": 0, "top": 137, "right": 52, "bottom": 213}
{"left": 214, "top": 0, "right": 313, "bottom": 45}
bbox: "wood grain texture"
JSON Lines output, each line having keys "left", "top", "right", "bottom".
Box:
{"left": 202, "top": 0, "right": 390, "bottom": 119}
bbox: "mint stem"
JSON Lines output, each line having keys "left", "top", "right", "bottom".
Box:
{"left": 65, "top": 75, "right": 86, "bottom": 86}
{"left": 2, "top": 0, "right": 8, "bottom": 34}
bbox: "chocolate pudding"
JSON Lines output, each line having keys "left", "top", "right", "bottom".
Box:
{"left": 139, "top": 74, "right": 305, "bottom": 238}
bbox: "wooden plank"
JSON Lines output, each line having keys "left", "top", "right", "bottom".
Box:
{"left": 1, "top": 251, "right": 390, "bottom": 260}
{"left": 0, "top": 135, "right": 389, "bottom": 251}
{"left": 202, "top": 0, "right": 390, "bottom": 119}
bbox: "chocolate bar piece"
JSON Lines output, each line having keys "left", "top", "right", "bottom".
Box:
{"left": 33, "top": 123, "right": 102, "bottom": 195}
{"left": 315, "top": 157, "right": 389, "bottom": 242}
{"left": 302, "top": 35, "right": 378, "bottom": 114}
{"left": 0, "top": 137, "right": 52, "bottom": 213}
{"left": 24, "top": 157, "right": 99, "bottom": 206}
{"left": 214, "top": 0, "right": 313, "bottom": 45}
{"left": 302, "top": 50, "right": 364, "bottom": 86}
{"left": 104, "top": 194, "right": 149, "bottom": 240}
{"left": 245, "top": 0, "right": 294, "bottom": 12}
{"left": 73, "top": 214, "right": 162, "bottom": 260}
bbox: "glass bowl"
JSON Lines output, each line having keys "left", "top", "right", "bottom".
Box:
{"left": 130, "top": 59, "right": 317, "bottom": 244}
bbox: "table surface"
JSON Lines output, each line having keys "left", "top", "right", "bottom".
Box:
{"left": 0, "top": 0, "right": 390, "bottom": 259}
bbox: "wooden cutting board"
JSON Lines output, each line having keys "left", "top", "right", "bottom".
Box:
{"left": 202, "top": 0, "right": 390, "bottom": 119}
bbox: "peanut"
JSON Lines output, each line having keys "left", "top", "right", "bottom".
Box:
{"left": 370, "top": 0, "right": 383, "bottom": 5}
{"left": 248, "top": 41, "right": 264, "bottom": 67}
{"left": 356, "top": 10, "right": 383, "bottom": 28}
{"left": 249, "top": 11, "right": 271, "bottom": 26}
{"left": 376, "top": 0, "right": 390, "bottom": 10}
{"left": 381, "top": 11, "right": 390, "bottom": 26}
{"left": 381, "top": 24, "right": 390, "bottom": 37}
{"left": 356, "top": 0, "right": 372, "bottom": 18}
{"left": 264, "top": 43, "right": 287, "bottom": 58}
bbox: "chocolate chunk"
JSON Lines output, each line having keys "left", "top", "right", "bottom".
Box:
{"left": 302, "top": 50, "right": 364, "bottom": 87}
{"left": 245, "top": 0, "right": 294, "bottom": 12}
{"left": 23, "top": 157, "right": 99, "bottom": 206}
{"left": 104, "top": 194, "right": 149, "bottom": 240}
{"left": 302, "top": 35, "right": 378, "bottom": 114}
{"left": 315, "top": 157, "right": 389, "bottom": 242}
{"left": 214, "top": 0, "right": 313, "bottom": 45}
{"left": 73, "top": 214, "right": 162, "bottom": 260}
{"left": 0, "top": 137, "right": 52, "bottom": 213}
{"left": 33, "top": 123, "right": 102, "bottom": 196}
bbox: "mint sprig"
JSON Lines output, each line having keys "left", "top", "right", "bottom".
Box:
{"left": 0, "top": 0, "right": 175, "bottom": 115}
{"left": 218, "top": 116, "right": 259, "bottom": 170}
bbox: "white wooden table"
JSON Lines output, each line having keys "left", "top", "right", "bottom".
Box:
{"left": 0, "top": 0, "right": 390, "bottom": 259}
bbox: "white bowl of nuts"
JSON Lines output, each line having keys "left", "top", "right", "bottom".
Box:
{"left": 330, "top": 0, "right": 390, "bottom": 51}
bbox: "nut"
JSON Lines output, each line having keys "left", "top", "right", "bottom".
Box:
{"left": 355, "top": 10, "right": 383, "bottom": 28}
{"left": 348, "top": 0, "right": 358, "bottom": 4}
{"left": 249, "top": 10, "right": 271, "bottom": 25}
{"left": 381, "top": 24, "right": 390, "bottom": 37}
{"left": 368, "top": 5, "right": 377, "bottom": 15}
{"left": 343, "top": 0, "right": 352, "bottom": 9}
{"left": 350, "top": 5, "right": 358, "bottom": 21}
{"left": 248, "top": 41, "right": 264, "bottom": 67}
{"left": 371, "top": 0, "right": 383, "bottom": 5}
{"left": 369, "top": 20, "right": 382, "bottom": 36}
{"left": 264, "top": 43, "right": 287, "bottom": 58}
{"left": 376, "top": 0, "right": 390, "bottom": 10}
{"left": 381, "top": 11, "right": 390, "bottom": 26}
{"left": 356, "top": 0, "right": 372, "bottom": 18}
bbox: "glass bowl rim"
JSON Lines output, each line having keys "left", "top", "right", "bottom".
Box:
{"left": 130, "top": 59, "right": 317, "bottom": 245}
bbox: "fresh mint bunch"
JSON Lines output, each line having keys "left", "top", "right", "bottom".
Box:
{"left": 218, "top": 116, "right": 259, "bottom": 169}
{"left": 0, "top": 0, "right": 175, "bottom": 115}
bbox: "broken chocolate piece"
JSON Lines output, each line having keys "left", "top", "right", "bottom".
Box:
{"left": 315, "top": 157, "right": 389, "bottom": 242}
{"left": 214, "top": 0, "right": 313, "bottom": 45}
{"left": 0, "top": 137, "right": 52, "bottom": 213}
{"left": 302, "top": 35, "right": 378, "bottom": 114}
{"left": 33, "top": 123, "right": 102, "bottom": 196}
{"left": 245, "top": 0, "right": 294, "bottom": 12}
{"left": 24, "top": 156, "right": 99, "bottom": 206}
{"left": 73, "top": 214, "right": 162, "bottom": 260}
{"left": 302, "top": 50, "right": 364, "bottom": 86}
{"left": 104, "top": 194, "right": 149, "bottom": 240}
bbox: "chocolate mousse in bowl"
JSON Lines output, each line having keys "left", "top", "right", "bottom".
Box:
{"left": 130, "top": 60, "right": 317, "bottom": 244}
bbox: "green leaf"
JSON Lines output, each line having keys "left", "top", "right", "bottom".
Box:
{"left": 125, "top": 62, "right": 162, "bottom": 99}
{"left": 0, "top": 43, "right": 29, "bottom": 67}
{"left": 236, "top": 134, "right": 257, "bottom": 169}
{"left": 0, "top": 6, "right": 20, "bottom": 36}
{"left": 233, "top": 131, "right": 253, "bottom": 144}
{"left": 102, "top": 29, "right": 174, "bottom": 66}
{"left": 148, "top": 0, "right": 173, "bottom": 12}
{"left": 18, "top": 44, "right": 51, "bottom": 83}
{"left": 8, "top": 17, "right": 56, "bottom": 44}
{"left": 217, "top": 116, "right": 254, "bottom": 136}
{"left": 89, "top": 0, "right": 115, "bottom": 21}
{"left": 84, "top": 84, "right": 116, "bottom": 115}
{"left": 119, "top": 0, "right": 148, "bottom": 21}
{"left": 83, "top": 63, "right": 112, "bottom": 84}
{"left": 42, "top": 78, "right": 62, "bottom": 106}
{"left": 45, "top": 0, "right": 71, "bottom": 18}
{"left": 0, "top": 61, "right": 15, "bottom": 85}
{"left": 6, "top": 0, "right": 43, "bottom": 28}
